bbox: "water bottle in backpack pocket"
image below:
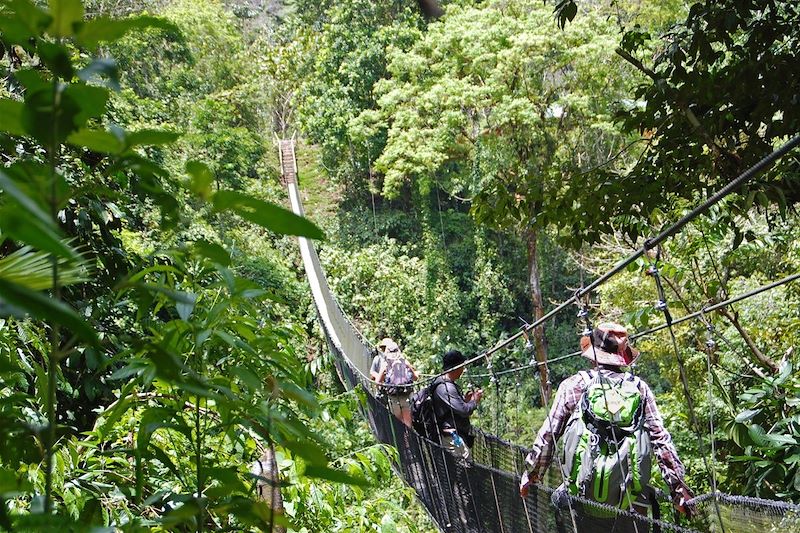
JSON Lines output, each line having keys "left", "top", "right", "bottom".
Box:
{"left": 561, "top": 371, "right": 652, "bottom": 516}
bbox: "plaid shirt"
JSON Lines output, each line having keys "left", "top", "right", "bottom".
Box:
{"left": 520, "top": 368, "right": 687, "bottom": 495}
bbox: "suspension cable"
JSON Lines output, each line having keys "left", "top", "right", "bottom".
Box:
{"left": 647, "top": 251, "right": 725, "bottom": 529}
{"left": 465, "top": 272, "right": 800, "bottom": 380}
{"left": 413, "top": 134, "right": 800, "bottom": 386}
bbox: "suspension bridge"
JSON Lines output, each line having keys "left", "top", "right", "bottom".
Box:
{"left": 279, "top": 136, "right": 800, "bottom": 533}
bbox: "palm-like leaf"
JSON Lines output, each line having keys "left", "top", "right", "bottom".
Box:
{"left": 0, "top": 245, "right": 89, "bottom": 290}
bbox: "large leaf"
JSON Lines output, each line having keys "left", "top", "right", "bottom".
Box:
{"left": 0, "top": 244, "right": 87, "bottom": 290}
{"left": 91, "top": 383, "right": 136, "bottom": 439}
{"left": 0, "top": 100, "right": 26, "bottom": 136}
{"left": 67, "top": 128, "right": 122, "bottom": 154}
{"left": 76, "top": 58, "right": 120, "bottom": 91}
{"left": 36, "top": 40, "right": 73, "bottom": 79}
{"left": 76, "top": 15, "right": 176, "bottom": 49}
{"left": 174, "top": 291, "right": 197, "bottom": 322}
{"left": 748, "top": 424, "right": 771, "bottom": 448}
{"left": 47, "top": 0, "right": 83, "bottom": 37}
{"left": 0, "top": 0, "right": 52, "bottom": 44}
{"left": 735, "top": 409, "right": 761, "bottom": 424}
{"left": 279, "top": 438, "right": 327, "bottom": 466}
{"left": 303, "top": 465, "right": 370, "bottom": 487}
{"left": 22, "top": 83, "right": 80, "bottom": 146}
{"left": 765, "top": 433, "right": 798, "bottom": 447}
{"left": 185, "top": 160, "right": 214, "bottom": 200}
{"left": 0, "top": 168, "right": 52, "bottom": 226}
{"left": 0, "top": 278, "right": 98, "bottom": 344}
{"left": 193, "top": 239, "right": 230, "bottom": 266}
{"left": 0, "top": 207, "right": 78, "bottom": 261}
{"left": 212, "top": 191, "right": 324, "bottom": 239}
{"left": 63, "top": 83, "right": 109, "bottom": 128}
{"left": 136, "top": 407, "right": 190, "bottom": 453}
{"left": 126, "top": 129, "right": 180, "bottom": 149}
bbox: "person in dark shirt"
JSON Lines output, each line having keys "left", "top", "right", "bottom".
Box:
{"left": 433, "top": 349, "right": 483, "bottom": 460}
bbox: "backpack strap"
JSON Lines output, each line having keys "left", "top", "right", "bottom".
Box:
{"left": 577, "top": 370, "right": 594, "bottom": 387}
{"left": 429, "top": 376, "right": 446, "bottom": 397}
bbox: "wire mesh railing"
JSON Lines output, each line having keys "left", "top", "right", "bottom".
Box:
{"left": 285, "top": 141, "right": 800, "bottom": 533}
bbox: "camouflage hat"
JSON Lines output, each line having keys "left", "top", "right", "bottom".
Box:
{"left": 580, "top": 322, "right": 639, "bottom": 367}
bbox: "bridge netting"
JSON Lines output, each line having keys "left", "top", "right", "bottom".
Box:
{"left": 283, "top": 143, "right": 800, "bottom": 533}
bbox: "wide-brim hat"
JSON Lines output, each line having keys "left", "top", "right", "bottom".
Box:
{"left": 377, "top": 337, "right": 400, "bottom": 353}
{"left": 580, "top": 322, "right": 639, "bottom": 367}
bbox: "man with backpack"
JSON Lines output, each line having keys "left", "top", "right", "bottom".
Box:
{"left": 411, "top": 350, "right": 483, "bottom": 454}
{"left": 432, "top": 349, "right": 483, "bottom": 459}
{"left": 372, "top": 337, "right": 418, "bottom": 426}
{"left": 519, "top": 322, "right": 695, "bottom": 530}
{"left": 411, "top": 349, "right": 483, "bottom": 532}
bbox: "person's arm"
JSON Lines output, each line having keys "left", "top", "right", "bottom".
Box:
{"left": 370, "top": 356, "right": 383, "bottom": 381}
{"left": 376, "top": 360, "right": 387, "bottom": 384}
{"left": 640, "top": 381, "right": 695, "bottom": 515}
{"left": 434, "top": 381, "right": 477, "bottom": 418}
{"left": 407, "top": 360, "right": 419, "bottom": 381}
{"left": 520, "top": 374, "right": 583, "bottom": 497}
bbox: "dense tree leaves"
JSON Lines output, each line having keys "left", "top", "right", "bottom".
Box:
{"left": 297, "top": 0, "right": 423, "bottom": 192}
{"left": 614, "top": 0, "right": 800, "bottom": 229}
{"left": 0, "top": 0, "right": 343, "bottom": 529}
{"left": 366, "top": 0, "right": 638, "bottom": 247}
{"left": 212, "top": 190, "right": 325, "bottom": 240}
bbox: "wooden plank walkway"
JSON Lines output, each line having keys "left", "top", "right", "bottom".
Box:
{"left": 277, "top": 138, "right": 297, "bottom": 185}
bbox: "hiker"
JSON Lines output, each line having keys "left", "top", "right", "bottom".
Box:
{"left": 409, "top": 349, "right": 482, "bottom": 532}
{"left": 372, "top": 337, "right": 418, "bottom": 426}
{"left": 519, "top": 322, "right": 695, "bottom": 531}
{"left": 433, "top": 349, "right": 483, "bottom": 460}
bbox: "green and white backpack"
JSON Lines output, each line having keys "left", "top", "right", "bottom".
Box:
{"left": 561, "top": 370, "right": 652, "bottom": 514}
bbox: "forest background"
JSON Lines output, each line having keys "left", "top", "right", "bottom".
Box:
{"left": 0, "top": 0, "right": 798, "bottom": 531}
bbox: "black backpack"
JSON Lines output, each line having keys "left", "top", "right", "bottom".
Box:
{"left": 411, "top": 378, "right": 444, "bottom": 441}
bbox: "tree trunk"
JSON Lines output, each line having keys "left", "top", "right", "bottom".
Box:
{"left": 717, "top": 307, "right": 778, "bottom": 373}
{"left": 525, "top": 227, "right": 551, "bottom": 401}
{"left": 251, "top": 446, "right": 286, "bottom": 533}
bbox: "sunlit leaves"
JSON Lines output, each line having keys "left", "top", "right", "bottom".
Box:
{"left": 370, "top": 0, "right": 633, "bottom": 246}
{"left": 75, "top": 15, "right": 176, "bottom": 49}
{"left": 0, "top": 245, "right": 87, "bottom": 290}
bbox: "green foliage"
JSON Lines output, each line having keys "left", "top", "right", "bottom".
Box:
{"left": 297, "top": 0, "right": 423, "bottom": 193}
{"left": 724, "top": 360, "right": 800, "bottom": 499}
{"left": 282, "top": 391, "right": 436, "bottom": 532}
{"left": 0, "top": 0, "right": 383, "bottom": 529}
{"left": 616, "top": 0, "right": 800, "bottom": 236}
{"left": 365, "top": 0, "right": 637, "bottom": 246}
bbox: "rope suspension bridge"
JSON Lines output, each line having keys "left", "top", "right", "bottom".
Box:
{"left": 278, "top": 136, "right": 800, "bottom": 533}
